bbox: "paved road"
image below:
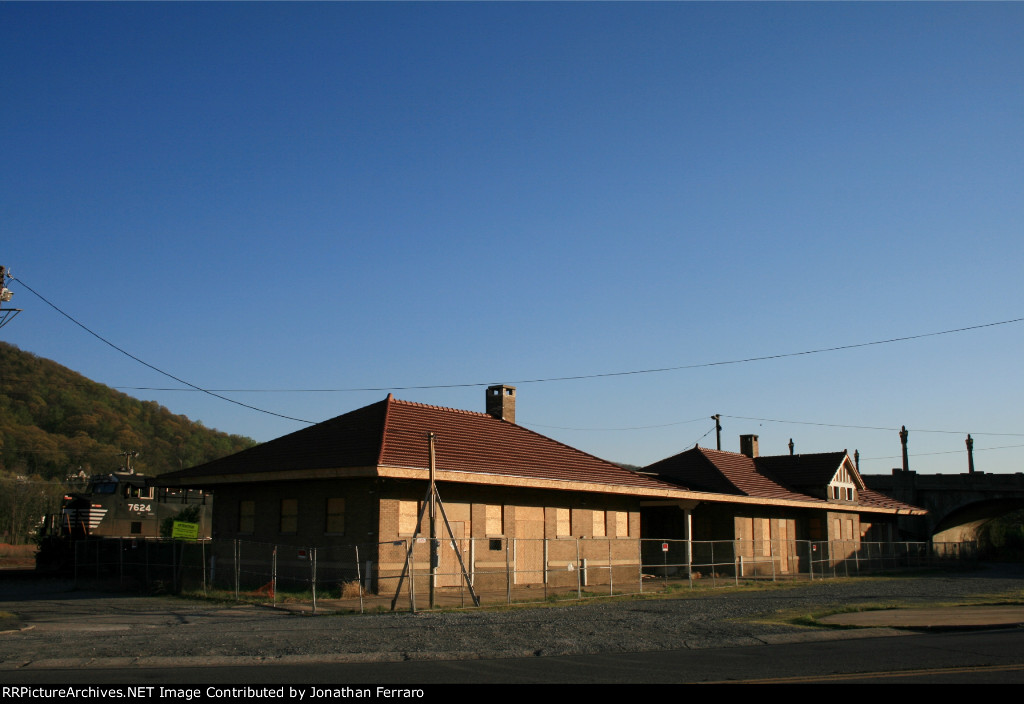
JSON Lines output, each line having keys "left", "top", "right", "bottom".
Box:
{"left": 2, "top": 563, "right": 1023, "bottom": 683}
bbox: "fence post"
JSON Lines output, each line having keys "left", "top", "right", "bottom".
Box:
{"left": 808, "top": 542, "right": 814, "bottom": 581}
{"left": 356, "top": 548, "right": 364, "bottom": 613}
{"left": 637, "top": 538, "right": 642, "bottom": 595}
{"left": 311, "top": 547, "right": 317, "bottom": 615}
{"left": 233, "top": 539, "right": 240, "bottom": 601}
{"left": 575, "top": 538, "right": 581, "bottom": 600}
{"left": 710, "top": 541, "right": 716, "bottom": 588}
{"left": 505, "top": 538, "right": 512, "bottom": 605}
{"left": 770, "top": 537, "right": 776, "bottom": 582}
{"left": 608, "top": 538, "right": 613, "bottom": 596}
{"left": 687, "top": 540, "right": 693, "bottom": 590}
{"left": 543, "top": 537, "right": 548, "bottom": 601}
{"left": 272, "top": 545, "right": 277, "bottom": 606}
{"left": 734, "top": 541, "right": 739, "bottom": 587}
{"left": 202, "top": 539, "right": 207, "bottom": 596}
{"left": 409, "top": 539, "right": 416, "bottom": 613}
{"left": 663, "top": 541, "right": 669, "bottom": 590}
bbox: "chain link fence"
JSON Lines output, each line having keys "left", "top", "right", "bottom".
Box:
{"left": 63, "top": 535, "right": 978, "bottom": 611}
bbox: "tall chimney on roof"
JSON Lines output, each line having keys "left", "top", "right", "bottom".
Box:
{"left": 486, "top": 385, "right": 516, "bottom": 423}
{"left": 899, "top": 425, "right": 909, "bottom": 472}
{"left": 739, "top": 434, "right": 759, "bottom": 458}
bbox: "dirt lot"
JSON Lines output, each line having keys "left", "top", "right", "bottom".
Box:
{"left": 1, "top": 563, "right": 1023, "bottom": 670}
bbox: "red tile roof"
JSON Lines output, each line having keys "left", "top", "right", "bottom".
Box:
{"left": 645, "top": 446, "right": 816, "bottom": 502}
{"left": 757, "top": 452, "right": 853, "bottom": 491}
{"left": 644, "top": 446, "right": 925, "bottom": 514}
{"left": 161, "top": 395, "right": 680, "bottom": 495}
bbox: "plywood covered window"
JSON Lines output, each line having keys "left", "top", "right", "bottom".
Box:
{"left": 398, "top": 501, "right": 419, "bottom": 535}
{"left": 758, "top": 518, "right": 772, "bottom": 556}
{"left": 592, "top": 510, "right": 606, "bottom": 537}
{"left": 556, "top": 508, "right": 571, "bottom": 537}
{"left": 485, "top": 504, "right": 503, "bottom": 536}
{"left": 239, "top": 500, "right": 255, "bottom": 534}
{"left": 325, "top": 498, "right": 345, "bottom": 535}
{"left": 615, "top": 511, "right": 629, "bottom": 538}
{"left": 280, "top": 499, "right": 298, "bottom": 534}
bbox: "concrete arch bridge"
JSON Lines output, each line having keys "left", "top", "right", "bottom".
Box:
{"left": 863, "top": 470, "right": 1024, "bottom": 543}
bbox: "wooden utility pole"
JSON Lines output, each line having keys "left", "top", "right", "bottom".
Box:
{"left": 711, "top": 414, "right": 722, "bottom": 450}
{"left": 390, "top": 432, "right": 479, "bottom": 611}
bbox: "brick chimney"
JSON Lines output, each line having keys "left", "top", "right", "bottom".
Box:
{"left": 486, "top": 385, "right": 516, "bottom": 423}
{"left": 739, "top": 434, "right": 759, "bottom": 458}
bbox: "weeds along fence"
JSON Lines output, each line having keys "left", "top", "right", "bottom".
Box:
{"left": 65, "top": 536, "right": 978, "bottom": 612}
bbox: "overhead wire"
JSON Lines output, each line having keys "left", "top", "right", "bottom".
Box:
{"left": 10, "top": 275, "right": 1024, "bottom": 436}
{"left": 86, "top": 315, "right": 1023, "bottom": 393}
{"left": 10, "top": 276, "right": 316, "bottom": 425}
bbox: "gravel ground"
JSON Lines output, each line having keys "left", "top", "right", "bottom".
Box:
{"left": 1, "top": 563, "right": 1022, "bottom": 667}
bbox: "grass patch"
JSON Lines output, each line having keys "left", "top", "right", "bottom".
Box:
{"left": 0, "top": 610, "right": 22, "bottom": 631}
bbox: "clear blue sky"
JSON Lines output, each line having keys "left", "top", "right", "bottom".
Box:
{"left": 3, "top": 3, "right": 1022, "bottom": 475}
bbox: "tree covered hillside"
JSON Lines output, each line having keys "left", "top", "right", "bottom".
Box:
{"left": 0, "top": 341, "right": 257, "bottom": 479}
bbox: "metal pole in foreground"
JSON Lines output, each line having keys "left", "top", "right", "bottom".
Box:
{"left": 428, "top": 432, "right": 437, "bottom": 610}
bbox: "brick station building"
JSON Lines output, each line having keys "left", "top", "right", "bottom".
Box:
{"left": 160, "top": 387, "right": 924, "bottom": 591}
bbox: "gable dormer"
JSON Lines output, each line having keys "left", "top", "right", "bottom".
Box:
{"left": 827, "top": 455, "right": 864, "bottom": 504}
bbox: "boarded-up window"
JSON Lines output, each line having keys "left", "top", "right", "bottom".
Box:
{"left": 280, "top": 499, "right": 298, "bottom": 534}
{"left": 486, "top": 505, "right": 503, "bottom": 536}
{"left": 398, "top": 501, "right": 418, "bottom": 535}
{"left": 593, "top": 510, "right": 606, "bottom": 537}
{"left": 325, "top": 498, "right": 345, "bottom": 534}
{"left": 615, "top": 511, "right": 629, "bottom": 538}
{"left": 239, "top": 500, "right": 255, "bottom": 534}
{"left": 556, "top": 508, "right": 571, "bottom": 537}
{"left": 759, "top": 518, "right": 771, "bottom": 556}
{"left": 843, "top": 518, "right": 853, "bottom": 541}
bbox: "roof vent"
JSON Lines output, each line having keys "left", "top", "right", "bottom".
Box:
{"left": 486, "top": 384, "right": 516, "bottom": 423}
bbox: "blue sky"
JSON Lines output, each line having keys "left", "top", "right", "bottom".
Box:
{"left": 3, "top": 3, "right": 1022, "bottom": 475}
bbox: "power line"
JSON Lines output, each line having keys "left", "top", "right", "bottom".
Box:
{"left": 94, "top": 315, "right": 1023, "bottom": 393}
{"left": 721, "top": 414, "right": 1024, "bottom": 437}
{"left": 11, "top": 274, "right": 1023, "bottom": 430}
{"left": 11, "top": 276, "right": 316, "bottom": 425}
{"left": 859, "top": 443, "right": 1024, "bottom": 461}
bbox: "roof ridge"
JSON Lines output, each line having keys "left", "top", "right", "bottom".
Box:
{"left": 390, "top": 397, "right": 490, "bottom": 417}
{"left": 377, "top": 394, "right": 394, "bottom": 465}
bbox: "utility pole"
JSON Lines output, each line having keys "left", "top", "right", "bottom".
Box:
{"left": 0, "top": 266, "right": 22, "bottom": 330}
{"left": 966, "top": 434, "right": 975, "bottom": 474}
{"left": 711, "top": 415, "right": 722, "bottom": 450}
{"left": 428, "top": 432, "right": 438, "bottom": 610}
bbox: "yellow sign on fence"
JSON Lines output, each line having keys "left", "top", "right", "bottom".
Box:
{"left": 171, "top": 521, "right": 200, "bottom": 540}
